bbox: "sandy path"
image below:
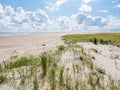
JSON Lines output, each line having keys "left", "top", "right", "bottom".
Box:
{"left": 0, "top": 33, "right": 65, "bottom": 63}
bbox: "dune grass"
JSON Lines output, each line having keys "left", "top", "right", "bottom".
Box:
{"left": 58, "top": 45, "right": 65, "bottom": 51}
{"left": 0, "top": 43, "right": 120, "bottom": 89}
{"left": 63, "top": 33, "right": 120, "bottom": 45}
{"left": 0, "top": 56, "right": 40, "bottom": 72}
{"left": 40, "top": 53, "right": 48, "bottom": 78}
{"left": 0, "top": 75, "right": 6, "bottom": 84}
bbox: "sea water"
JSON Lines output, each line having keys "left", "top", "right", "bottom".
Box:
{"left": 0, "top": 32, "right": 47, "bottom": 36}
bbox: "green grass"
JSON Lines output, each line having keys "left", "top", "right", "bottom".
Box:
{"left": 96, "top": 67, "right": 106, "bottom": 75}
{"left": 63, "top": 33, "right": 120, "bottom": 45}
{"left": 59, "top": 66, "right": 64, "bottom": 85}
{"left": 0, "top": 75, "right": 6, "bottom": 84}
{"left": 58, "top": 45, "right": 65, "bottom": 51}
{"left": 3, "top": 56, "right": 40, "bottom": 70}
{"left": 90, "top": 48, "right": 99, "bottom": 53}
{"left": 49, "top": 67, "right": 56, "bottom": 90}
{"left": 0, "top": 43, "right": 120, "bottom": 89}
{"left": 40, "top": 53, "right": 48, "bottom": 78}
{"left": 33, "top": 77, "right": 39, "bottom": 90}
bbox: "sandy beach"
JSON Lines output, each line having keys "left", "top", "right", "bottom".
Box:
{"left": 0, "top": 33, "right": 65, "bottom": 63}
{"left": 0, "top": 33, "right": 120, "bottom": 90}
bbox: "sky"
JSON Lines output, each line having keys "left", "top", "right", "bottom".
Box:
{"left": 0, "top": 0, "right": 120, "bottom": 33}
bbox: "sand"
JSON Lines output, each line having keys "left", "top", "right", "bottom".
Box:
{"left": 0, "top": 34, "right": 120, "bottom": 78}
{"left": 0, "top": 34, "right": 120, "bottom": 89}
{"left": 78, "top": 42, "right": 120, "bottom": 80}
{"left": 0, "top": 33, "right": 65, "bottom": 63}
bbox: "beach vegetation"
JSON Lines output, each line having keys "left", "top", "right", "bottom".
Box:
{"left": 0, "top": 75, "right": 6, "bottom": 84}
{"left": 58, "top": 45, "right": 65, "bottom": 51}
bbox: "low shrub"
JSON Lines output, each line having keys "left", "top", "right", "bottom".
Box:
{"left": 0, "top": 75, "right": 6, "bottom": 84}
{"left": 100, "top": 39, "right": 104, "bottom": 44}
{"left": 58, "top": 45, "right": 65, "bottom": 51}
{"left": 93, "top": 38, "right": 98, "bottom": 45}
{"left": 96, "top": 67, "right": 105, "bottom": 74}
{"left": 42, "top": 44, "right": 46, "bottom": 46}
{"left": 41, "top": 53, "right": 48, "bottom": 77}
{"left": 90, "top": 48, "right": 98, "bottom": 53}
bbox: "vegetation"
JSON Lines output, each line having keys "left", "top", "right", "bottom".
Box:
{"left": 58, "top": 45, "right": 65, "bottom": 51}
{"left": 90, "top": 48, "right": 99, "bottom": 53}
{"left": 0, "top": 42, "right": 120, "bottom": 89}
{"left": 33, "top": 77, "right": 39, "bottom": 90}
{"left": 42, "top": 44, "right": 46, "bottom": 46}
{"left": 96, "top": 67, "right": 106, "bottom": 74}
{"left": 40, "top": 53, "right": 48, "bottom": 78}
{"left": 63, "top": 33, "right": 120, "bottom": 46}
{"left": 49, "top": 68, "right": 56, "bottom": 90}
{"left": 93, "top": 37, "right": 98, "bottom": 45}
{"left": 59, "top": 66, "right": 64, "bottom": 85}
{"left": 0, "top": 75, "right": 6, "bottom": 84}
{"left": 0, "top": 56, "right": 40, "bottom": 71}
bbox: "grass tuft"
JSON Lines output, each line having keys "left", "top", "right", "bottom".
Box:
{"left": 58, "top": 45, "right": 65, "bottom": 51}
{"left": 96, "top": 67, "right": 106, "bottom": 74}
{"left": 0, "top": 75, "right": 6, "bottom": 84}
{"left": 41, "top": 53, "right": 48, "bottom": 78}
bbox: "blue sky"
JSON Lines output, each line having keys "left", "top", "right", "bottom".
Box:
{"left": 0, "top": 0, "right": 120, "bottom": 32}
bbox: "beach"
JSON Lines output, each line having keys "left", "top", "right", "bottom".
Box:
{"left": 0, "top": 33, "right": 120, "bottom": 90}
{"left": 0, "top": 33, "right": 65, "bottom": 63}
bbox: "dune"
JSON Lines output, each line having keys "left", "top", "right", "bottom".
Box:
{"left": 0, "top": 33, "right": 120, "bottom": 90}
{"left": 78, "top": 42, "right": 120, "bottom": 80}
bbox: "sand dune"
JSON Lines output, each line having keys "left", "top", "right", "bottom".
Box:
{"left": 0, "top": 34, "right": 120, "bottom": 89}
{"left": 78, "top": 42, "right": 120, "bottom": 80}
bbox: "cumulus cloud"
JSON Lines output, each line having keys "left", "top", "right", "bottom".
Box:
{"left": 106, "top": 15, "right": 120, "bottom": 31}
{"left": 112, "top": 0, "right": 116, "bottom": 3}
{"left": 99, "top": 10, "right": 108, "bottom": 13}
{"left": 0, "top": 3, "right": 120, "bottom": 33}
{"left": 0, "top": 4, "right": 49, "bottom": 32}
{"left": 57, "top": 16, "right": 70, "bottom": 28}
{"left": 79, "top": 4, "right": 92, "bottom": 12}
{"left": 115, "top": 4, "right": 120, "bottom": 8}
{"left": 72, "top": 12, "right": 107, "bottom": 26}
{"left": 49, "top": 12, "right": 109, "bottom": 33}
{"left": 83, "top": 0, "right": 94, "bottom": 3}
{"left": 46, "top": 0, "right": 68, "bottom": 11}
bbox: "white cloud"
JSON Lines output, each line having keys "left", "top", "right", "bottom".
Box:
{"left": 0, "top": 4, "right": 120, "bottom": 33}
{"left": 72, "top": 12, "right": 107, "bottom": 26}
{"left": 0, "top": 4, "right": 49, "bottom": 32}
{"left": 0, "top": 4, "right": 3, "bottom": 13}
{"left": 46, "top": 0, "right": 68, "bottom": 11}
{"left": 79, "top": 4, "right": 92, "bottom": 12}
{"left": 57, "top": 16, "right": 70, "bottom": 28}
{"left": 99, "top": 10, "right": 108, "bottom": 13}
{"left": 5, "top": 5, "right": 14, "bottom": 15}
{"left": 83, "top": 0, "right": 94, "bottom": 3}
{"left": 55, "top": 0, "right": 67, "bottom": 6}
{"left": 115, "top": 4, "right": 120, "bottom": 8}
{"left": 106, "top": 15, "right": 120, "bottom": 31}
{"left": 112, "top": 0, "right": 116, "bottom": 3}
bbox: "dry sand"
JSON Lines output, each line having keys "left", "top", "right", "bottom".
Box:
{"left": 78, "top": 42, "right": 120, "bottom": 80}
{"left": 0, "top": 33, "right": 120, "bottom": 79}
{"left": 0, "top": 33, "right": 65, "bottom": 63}
{"left": 0, "top": 34, "right": 120, "bottom": 89}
